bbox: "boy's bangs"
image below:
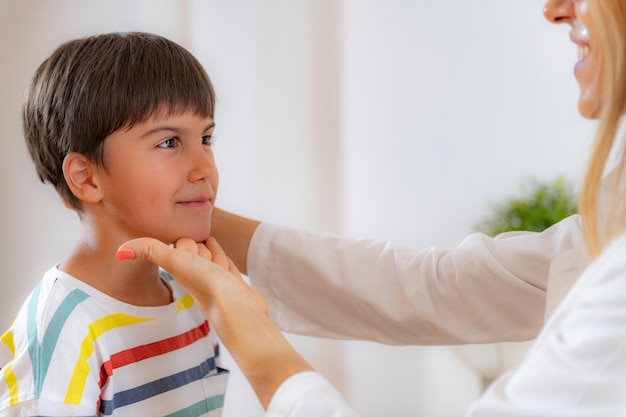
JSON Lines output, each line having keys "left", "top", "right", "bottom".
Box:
{"left": 110, "top": 41, "right": 215, "bottom": 130}
{"left": 119, "top": 79, "right": 215, "bottom": 130}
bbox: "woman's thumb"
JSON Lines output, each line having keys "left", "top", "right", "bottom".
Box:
{"left": 116, "top": 237, "right": 172, "bottom": 267}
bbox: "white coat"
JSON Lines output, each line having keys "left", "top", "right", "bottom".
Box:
{"left": 248, "top": 221, "right": 626, "bottom": 417}
{"left": 245, "top": 159, "right": 626, "bottom": 417}
{"left": 247, "top": 208, "right": 626, "bottom": 415}
{"left": 249, "top": 215, "right": 586, "bottom": 346}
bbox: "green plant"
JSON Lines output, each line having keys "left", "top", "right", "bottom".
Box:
{"left": 474, "top": 176, "right": 578, "bottom": 236}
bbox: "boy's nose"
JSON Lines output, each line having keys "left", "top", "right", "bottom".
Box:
{"left": 188, "top": 150, "right": 217, "bottom": 183}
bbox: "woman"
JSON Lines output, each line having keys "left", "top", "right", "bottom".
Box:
{"left": 117, "top": 0, "right": 626, "bottom": 415}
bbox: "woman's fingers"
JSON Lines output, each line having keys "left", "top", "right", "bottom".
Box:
{"left": 227, "top": 257, "right": 241, "bottom": 276}
{"left": 175, "top": 238, "right": 213, "bottom": 261}
{"left": 116, "top": 237, "right": 174, "bottom": 266}
{"left": 116, "top": 237, "right": 210, "bottom": 289}
{"left": 115, "top": 237, "right": 248, "bottom": 308}
{"left": 173, "top": 238, "right": 199, "bottom": 254}
{"left": 205, "top": 237, "right": 231, "bottom": 270}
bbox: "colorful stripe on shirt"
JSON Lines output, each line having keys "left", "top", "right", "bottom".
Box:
{"left": 1, "top": 329, "right": 18, "bottom": 406}
{"left": 96, "top": 321, "right": 211, "bottom": 411}
{"left": 27, "top": 286, "right": 91, "bottom": 398}
{"left": 65, "top": 312, "right": 157, "bottom": 404}
{"left": 163, "top": 393, "right": 225, "bottom": 417}
{"left": 5, "top": 279, "right": 223, "bottom": 416}
{"left": 66, "top": 294, "right": 197, "bottom": 404}
{"left": 99, "top": 357, "right": 218, "bottom": 415}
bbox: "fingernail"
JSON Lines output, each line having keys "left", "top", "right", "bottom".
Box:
{"left": 115, "top": 249, "right": 135, "bottom": 261}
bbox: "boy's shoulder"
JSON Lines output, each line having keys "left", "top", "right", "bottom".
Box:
{"left": 2, "top": 268, "right": 98, "bottom": 354}
{"left": 3, "top": 267, "right": 210, "bottom": 364}
{"left": 10, "top": 267, "right": 202, "bottom": 329}
{"left": 22, "top": 267, "right": 99, "bottom": 327}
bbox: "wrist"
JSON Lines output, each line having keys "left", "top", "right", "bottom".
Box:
{"left": 211, "top": 298, "right": 313, "bottom": 409}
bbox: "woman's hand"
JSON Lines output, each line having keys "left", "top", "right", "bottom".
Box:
{"left": 116, "top": 237, "right": 268, "bottom": 322}
{"left": 115, "top": 236, "right": 313, "bottom": 409}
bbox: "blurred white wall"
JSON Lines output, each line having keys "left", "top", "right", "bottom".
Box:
{"left": 0, "top": 0, "right": 594, "bottom": 416}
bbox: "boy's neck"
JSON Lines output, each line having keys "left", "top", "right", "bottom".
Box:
{"left": 59, "top": 223, "right": 173, "bottom": 307}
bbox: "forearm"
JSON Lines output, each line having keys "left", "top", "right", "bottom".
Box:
{"left": 248, "top": 218, "right": 584, "bottom": 345}
{"left": 211, "top": 208, "right": 260, "bottom": 275}
{"left": 208, "top": 294, "right": 314, "bottom": 409}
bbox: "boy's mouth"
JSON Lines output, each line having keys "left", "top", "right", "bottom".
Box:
{"left": 177, "top": 195, "right": 214, "bottom": 208}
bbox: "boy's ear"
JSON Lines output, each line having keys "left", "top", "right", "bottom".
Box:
{"left": 62, "top": 152, "right": 103, "bottom": 204}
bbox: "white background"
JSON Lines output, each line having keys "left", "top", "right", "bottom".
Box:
{"left": 0, "top": 1, "right": 594, "bottom": 415}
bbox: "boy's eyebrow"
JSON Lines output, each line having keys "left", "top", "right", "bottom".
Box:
{"left": 140, "top": 122, "right": 216, "bottom": 138}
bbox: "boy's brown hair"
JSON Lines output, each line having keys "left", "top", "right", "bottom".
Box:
{"left": 23, "top": 32, "right": 216, "bottom": 210}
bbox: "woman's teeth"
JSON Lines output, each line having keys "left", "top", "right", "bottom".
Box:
{"left": 578, "top": 44, "right": 590, "bottom": 59}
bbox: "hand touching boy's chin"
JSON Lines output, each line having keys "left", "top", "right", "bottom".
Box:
{"left": 159, "top": 217, "right": 213, "bottom": 246}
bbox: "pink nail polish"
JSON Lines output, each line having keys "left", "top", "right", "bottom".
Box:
{"left": 115, "top": 249, "right": 135, "bottom": 260}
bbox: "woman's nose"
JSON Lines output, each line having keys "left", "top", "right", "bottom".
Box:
{"left": 544, "top": 0, "right": 575, "bottom": 24}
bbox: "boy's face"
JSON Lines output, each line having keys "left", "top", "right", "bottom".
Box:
{"left": 96, "top": 111, "right": 218, "bottom": 244}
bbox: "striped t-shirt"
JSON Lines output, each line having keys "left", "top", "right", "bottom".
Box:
{"left": 0, "top": 267, "right": 228, "bottom": 416}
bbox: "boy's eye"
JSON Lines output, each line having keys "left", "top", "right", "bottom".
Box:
{"left": 158, "top": 138, "right": 178, "bottom": 148}
{"left": 201, "top": 135, "right": 214, "bottom": 146}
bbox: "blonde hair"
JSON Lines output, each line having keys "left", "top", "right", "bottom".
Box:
{"left": 579, "top": 0, "right": 626, "bottom": 258}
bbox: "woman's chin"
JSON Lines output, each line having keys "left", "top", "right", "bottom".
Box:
{"left": 577, "top": 86, "right": 601, "bottom": 119}
{"left": 578, "top": 98, "right": 601, "bottom": 119}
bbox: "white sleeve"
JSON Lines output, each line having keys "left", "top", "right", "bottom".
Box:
{"left": 267, "top": 372, "right": 363, "bottom": 417}
{"left": 248, "top": 215, "right": 584, "bottom": 345}
{"left": 466, "top": 235, "right": 626, "bottom": 416}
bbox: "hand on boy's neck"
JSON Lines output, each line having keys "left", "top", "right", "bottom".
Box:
{"left": 60, "top": 247, "right": 174, "bottom": 307}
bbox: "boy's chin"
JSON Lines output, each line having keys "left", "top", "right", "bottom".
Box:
{"left": 165, "top": 234, "right": 211, "bottom": 245}
{"left": 164, "top": 225, "right": 212, "bottom": 245}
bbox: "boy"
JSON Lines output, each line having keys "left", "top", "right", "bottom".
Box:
{"left": 0, "top": 32, "right": 228, "bottom": 416}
